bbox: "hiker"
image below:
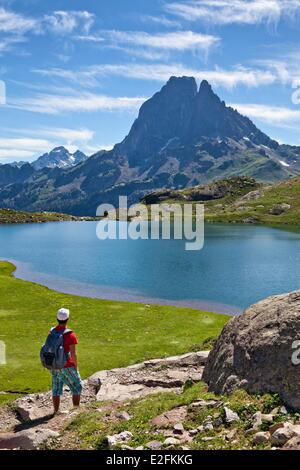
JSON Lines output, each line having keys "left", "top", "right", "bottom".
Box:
{"left": 40, "top": 308, "right": 82, "bottom": 414}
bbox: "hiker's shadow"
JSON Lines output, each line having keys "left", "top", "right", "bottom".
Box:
{"left": 14, "top": 413, "right": 54, "bottom": 432}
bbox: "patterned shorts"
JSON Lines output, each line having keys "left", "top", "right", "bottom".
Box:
{"left": 51, "top": 367, "right": 82, "bottom": 397}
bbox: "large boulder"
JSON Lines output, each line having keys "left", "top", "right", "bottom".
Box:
{"left": 202, "top": 291, "right": 300, "bottom": 410}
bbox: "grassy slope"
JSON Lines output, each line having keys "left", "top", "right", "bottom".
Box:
{"left": 0, "top": 261, "right": 228, "bottom": 397}
{"left": 145, "top": 176, "right": 300, "bottom": 226}
{"left": 205, "top": 176, "right": 300, "bottom": 225}
{"left": 0, "top": 208, "right": 95, "bottom": 224}
{"left": 57, "top": 384, "right": 288, "bottom": 451}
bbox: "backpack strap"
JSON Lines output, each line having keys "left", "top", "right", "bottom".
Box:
{"left": 63, "top": 329, "right": 73, "bottom": 335}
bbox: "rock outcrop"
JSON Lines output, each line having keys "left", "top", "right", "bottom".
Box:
{"left": 88, "top": 351, "right": 208, "bottom": 402}
{"left": 203, "top": 291, "right": 300, "bottom": 409}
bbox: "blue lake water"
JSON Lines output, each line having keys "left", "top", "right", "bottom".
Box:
{"left": 0, "top": 221, "right": 300, "bottom": 315}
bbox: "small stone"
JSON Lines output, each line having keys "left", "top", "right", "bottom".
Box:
{"left": 269, "top": 422, "right": 285, "bottom": 435}
{"left": 201, "top": 437, "right": 215, "bottom": 442}
{"left": 280, "top": 406, "right": 288, "bottom": 415}
{"left": 213, "top": 417, "right": 223, "bottom": 428}
{"left": 114, "top": 411, "right": 131, "bottom": 421}
{"left": 225, "top": 429, "right": 238, "bottom": 440}
{"left": 173, "top": 423, "right": 185, "bottom": 434}
{"left": 271, "top": 424, "right": 294, "bottom": 446}
{"left": 135, "top": 446, "right": 144, "bottom": 450}
{"left": 151, "top": 406, "right": 187, "bottom": 427}
{"left": 261, "top": 414, "right": 274, "bottom": 424}
{"left": 146, "top": 441, "right": 162, "bottom": 450}
{"left": 107, "top": 431, "right": 133, "bottom": 447}
{"left": 163, "top": 437, "right": 181, "bottom": 446}
{"left": 189, "top": 429, "right": 199, "bottom": 436}
{"left": 203, "top": 421, "right": 214, "bottom": 431}
{"left": 252, "top": 411, "right": 262, "bottom": 430}
{"left": 253, "top": 432, "right": 270, "bottom": 445}
{"left": 224, "top": 407, "right": 240, "bottom": 424}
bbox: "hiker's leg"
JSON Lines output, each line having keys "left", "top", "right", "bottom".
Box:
{"left": 72, "top": 395, "right": 81, "bottom": 407}
{"left": 51, "top": 371, "right": 63, "bottom": 413}
{"left": 52, "top": 396, "right": 60, "bottom": 413}
{"left": 63, "top": 367, "right": 82, "bottom": 407}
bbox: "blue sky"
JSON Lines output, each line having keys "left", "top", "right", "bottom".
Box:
{"left": 1, "top": 0, "right": 300, "bottom": 163}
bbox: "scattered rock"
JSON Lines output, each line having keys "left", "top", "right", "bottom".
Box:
{"left": 242, "top": 216, "right": 259, "bottom": 224}
{"left": 190, "top": 399, "right": 220, "bottom": 409}
{"left": 252, "top": 411, "right": 262, "bottom": 430}
{"left": 283, "top": 436, "right": 300, "bottom": 450}
{"left": 271, "top": 424, "right": 294, "bottom": 446}
{"left": 163, "top": 437, "right": 181, "bottom": 446}
{"left": 241, "top": 190, "right": 263, "bottom": 201}
{"left": 269, "top": 203, "right": 291, "bottom": 215}
{"left": 114, "top": 411, "right": 131, "bottom": 422}
{"left": 88, "top": 352, "right": 207, "bottom": 402}
{"left": 189, "top": 429, "right": 199, "bottom": 436}
{"left": 269, "top": 422, "right": 285, "bottom": 435}
{"left": 203, "top": 291, "right": 300, "bottom": 410}
{"left": 107, "top": 431, "right": 133, "bottom": 447}
{"left": 151, "top": 406, "right": 187, "bottom": 427}
{"left": 173, "top": 423, "right": 185, "bottom": 435}
{"left": 146, "top": 441, "right": 162, "bottom": 450}
{"left": 224, "top": 407, "right": 240, "bottom": 424}
{"left": 253, "top": 432, "right": 270, "bottom": 445}
{"left": 0, "top": 428, "right": 59, "bottom": 450}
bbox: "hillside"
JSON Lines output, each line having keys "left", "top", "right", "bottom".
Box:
{"left": 142, "top": 176, "right": 300, "bottom": 225}
{"left": 0, "top": 208, "right": 93, "bottom": 224}
{"left": 0, "top": 77, "right": 300, "bottom": 216}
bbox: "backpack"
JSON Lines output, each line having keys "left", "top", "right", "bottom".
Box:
{"left": 40, "top": 328, "right": 72, "bottom": 370}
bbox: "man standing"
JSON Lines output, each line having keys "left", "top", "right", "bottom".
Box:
{"left": 50, "top": 308, "right": 82, "bottom": 414}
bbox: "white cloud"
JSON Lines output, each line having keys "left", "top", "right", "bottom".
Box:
{"left": 140, "top": 14, "right": 181, "bottom": 28}
{"left": 43, "top": 10, "right": 95, "bottom": 35}
{"left": 166, "top": 0, "right": 300, "bottom": 26}
{"left": 0, "top": 127, "right": 97, "bottom": 162}
{"left": 35, "top": 63, "right": 276, "bottom": 88}
{"left": 0, "top": 7, "right": 36, "bottom": 34}
{"left": 103, "top": 29, "right": 219, "bottom": 52}
{"left": 8, "top": 92, "right": 146, "bottom": 114}
{"left": 230, "top": 102, "right": 300, "bottom": 128}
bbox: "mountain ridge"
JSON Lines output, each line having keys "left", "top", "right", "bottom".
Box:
{"left": 0, "top": 77, "right": 300, "bottom": 216}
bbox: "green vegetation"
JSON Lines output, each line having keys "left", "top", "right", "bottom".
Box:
{"left": 0, "top": 261, "right": 229, "bottom": 400}
{"left": 0, "top": 208, "right": 95, "bottom": 224}
{"left": 143, "top": 175, "right": 300, "bottom": 226}
{"left": 54, "top": 383, "right": 295, "bottom": 450}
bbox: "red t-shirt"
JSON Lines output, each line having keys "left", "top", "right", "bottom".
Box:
{"left": 55, "top": 326, "right": 78, "bottom": 368}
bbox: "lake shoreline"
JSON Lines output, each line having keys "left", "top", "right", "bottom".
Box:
{"left": 4, "top": 257, "right": 240, "bottom": 316}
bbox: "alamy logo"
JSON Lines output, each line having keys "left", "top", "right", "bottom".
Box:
{"left": 291, "top": 340, "right": 300, "bottom": 365}
{"left": 96, "top": 197, "right": 204, "bottom": 251}
{"left": 0, "top": 341, "right": 6, "bottom": 365}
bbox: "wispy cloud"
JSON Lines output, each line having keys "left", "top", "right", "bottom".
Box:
{"left": 231, "top": 102, "right": 300, "bottom": 128}
{"left": 43, "top": 10, "right": 95, "bottom": 35}
{"left": 140, "top": 14, "right": 181, "bottom": 28}
{"left": 34, "top": 63, "right": 276, "bottom": 89}
{"left": 0, "top": 126, "right": 97, "bottom": 162}
{"left": 0, "top": 7, "right": 96, "bottom": 55}
{"left": 102, "top": 29, "right": 220, "bottom": 52}
{"left": 166, "top": 0, "right": 300, "bottom": 26}
{"left": 8, "top": 91, "right": 145, "bottom": 115}
{"left": 0, "top": 7, "right": 37, "bottom": 34}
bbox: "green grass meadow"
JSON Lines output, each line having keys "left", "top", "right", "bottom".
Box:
{"left": 0, "top": 261, "right": 229, "bottom": 398}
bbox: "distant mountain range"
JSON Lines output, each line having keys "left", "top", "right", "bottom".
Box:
{"left": 0, "top": 76, "right": 300, "bottom": 216}
{"left": 10, "top": 146, "right": 87, "bottom": 171}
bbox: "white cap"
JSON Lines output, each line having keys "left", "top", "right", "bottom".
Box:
{"left": 57, "top": 308, "right": 70, "bottom": 322}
